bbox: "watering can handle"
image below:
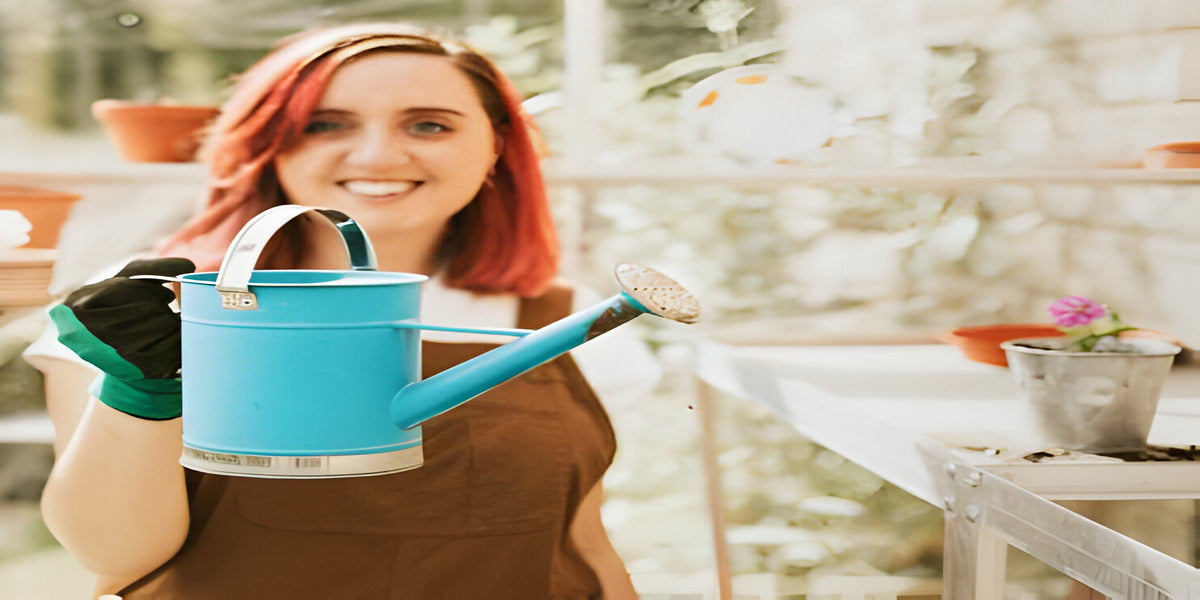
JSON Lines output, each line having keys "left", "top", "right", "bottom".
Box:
{"left": 216, "top": 205, "right": 377, "bottom": 297}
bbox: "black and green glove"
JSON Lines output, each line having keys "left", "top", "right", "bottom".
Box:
{"left": 48, "top": 258, "right": 197, "bottom": 420}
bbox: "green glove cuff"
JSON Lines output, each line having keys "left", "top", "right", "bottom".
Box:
{"left": 89, "top": 374, "right": 183, "bottom": 421}
{"left": 51, "top": 304, "right": 183, "bottom": 420}
{"left": 49, "top": 305, "right": 144, "bottom": 381}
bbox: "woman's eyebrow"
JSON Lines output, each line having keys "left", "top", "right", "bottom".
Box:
{"left": 403, "top": 106, "right": 468, "bottom": 117}
{"left": 310, "top": 106, "right": 468, "bottom": 117}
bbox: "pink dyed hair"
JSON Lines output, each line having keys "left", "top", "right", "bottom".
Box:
{"left": 156, "top": 22, "right": 558, "bottom": 297}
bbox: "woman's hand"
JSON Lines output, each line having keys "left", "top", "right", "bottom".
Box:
{"left": 49, "top": 257, "right": 196, "bottom": 420}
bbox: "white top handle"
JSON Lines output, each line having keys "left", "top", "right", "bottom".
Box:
{"left": 215, "top": 205, "right": 377, "bottom": 310}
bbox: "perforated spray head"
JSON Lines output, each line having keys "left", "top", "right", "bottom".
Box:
{"left": 614, "top": 264, "right": 701, "bottom": 324}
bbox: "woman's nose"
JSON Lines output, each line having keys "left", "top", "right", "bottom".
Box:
{"left": 345, "top": 128, "right": 411, "bottom": 167}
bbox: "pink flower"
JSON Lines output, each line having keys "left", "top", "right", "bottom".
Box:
{"left": 1047, "top": 295, "right": 1107, "bottom": 327}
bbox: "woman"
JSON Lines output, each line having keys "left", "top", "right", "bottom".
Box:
{"left": 29, "top": 22, "right": 653, "bottom": 599}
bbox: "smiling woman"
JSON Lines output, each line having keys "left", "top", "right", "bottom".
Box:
{"left": 273, "top": 52, "right": 501, "bottom": 275}
{"left": 157, "top": 25, "right": 557, "bottom": 297}
{"left": 26, "top": 22, "right": 654, "bottom": 600}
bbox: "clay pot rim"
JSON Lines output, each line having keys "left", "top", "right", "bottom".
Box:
{"left": 940, "top": 323, "right": 1061, "bottom": 343}
{"left": 0, "top": 185, "right": 83, "bottom": 201}
{"left": 1146, "top": 141, "right": 1200, "bottom": 155}
{"left": 939, "top": 323, "right": 1065, "bottom": 367}
{"left": 91, "top": 99, "right": 221, "bottom": 120}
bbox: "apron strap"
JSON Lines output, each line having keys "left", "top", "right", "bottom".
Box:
{"left": 516, "top": 280, "right": 574, "bottom": 330}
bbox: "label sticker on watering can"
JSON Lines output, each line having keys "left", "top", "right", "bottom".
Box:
{"left": 219, "top": 291, "right": 258, "bottom": 310}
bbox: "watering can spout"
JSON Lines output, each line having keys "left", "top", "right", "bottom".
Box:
{"left": 389, "top": 264, "right": 699, "bottom": 430}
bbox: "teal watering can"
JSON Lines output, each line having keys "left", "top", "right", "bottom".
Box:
{"left": 157, "top": 206, "right": 699, "bottom": 479}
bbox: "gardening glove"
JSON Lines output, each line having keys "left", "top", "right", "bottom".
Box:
{"left": 48, "top": 258, "right": 196, "bottom": 420}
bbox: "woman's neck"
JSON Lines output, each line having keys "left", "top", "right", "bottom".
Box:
{"left": 360, "top": 227, "right": 446, "bottom": 276}
{"left": 290, "top": 216, "right": 446, "bottom": 276}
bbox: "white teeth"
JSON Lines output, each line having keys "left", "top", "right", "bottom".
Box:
{"left": 342, "top": 180, "right": 416, "bottom": 196}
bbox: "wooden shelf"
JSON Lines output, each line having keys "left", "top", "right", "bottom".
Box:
{"left": 543, "top": 158, "right": 1200, "bottom": 188}
{"left": 0, "top": 162, "right": 206, "bottom": 187}
{"left": 4, "top": 156, "right": 1200, "bottom": 190}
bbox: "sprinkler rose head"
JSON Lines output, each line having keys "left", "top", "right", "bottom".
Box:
{"left": 614, "top": 264, "right": 700, "bottom": 324}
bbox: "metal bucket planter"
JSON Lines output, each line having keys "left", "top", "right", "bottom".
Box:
{"left": 1000, "top": 337, "right": 1181, "bottom": 453}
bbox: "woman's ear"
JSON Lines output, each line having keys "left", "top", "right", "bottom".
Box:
{"left": 492, "top": 128, "right": 506, "bottom": 161}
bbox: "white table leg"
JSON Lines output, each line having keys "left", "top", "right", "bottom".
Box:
{"left": 944, "top": 506, "right": 1008, "bottom": 600}
{"left": 695, "top": 378, "right": 733, "bottom": 600}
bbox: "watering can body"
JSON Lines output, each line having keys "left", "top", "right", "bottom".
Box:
{"left": 171, "top": 205, "right": 699, "bottom": 479}
{"left": 179, "top": 270, "right": 428, "bottom": 477}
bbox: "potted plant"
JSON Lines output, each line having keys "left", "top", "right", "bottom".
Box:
{"left": 1000, "top": 296, "right": 1182, "bottom": 453}
{"left": 91, "top": 99, "right": 220, "bottom": 163}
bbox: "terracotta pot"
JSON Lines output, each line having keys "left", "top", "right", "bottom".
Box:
{"left": 0, "top": 186, "right": 83, "bottom": 249}
{"left": 942, "top": 324, "right": 1190, "bottom": 368}
{"left": 939, "top": 323, "right": 1063, "bottom": 367}
{"left": 1144, "top": 141, "right": 1200, "bottom": 169}
{"left": 92, "top": 100, "right": 220, "bottom": 163}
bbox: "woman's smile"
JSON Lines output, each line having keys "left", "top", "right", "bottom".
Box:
{"left": 339, "top": 179, "right": 421, "bottom": 200}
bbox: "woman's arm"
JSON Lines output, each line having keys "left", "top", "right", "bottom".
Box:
{"left": 31, "top": 354, "right": 191, "bottom": 594}
{"left": 33, "top": 354, "right": 95, "bottom": 458}
{"left": 569, "top": 481, "right": 637, "bottom": 600}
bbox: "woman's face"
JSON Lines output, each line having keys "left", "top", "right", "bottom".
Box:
{"left": 274, "top": 52, "right": 499, "bottom": 243}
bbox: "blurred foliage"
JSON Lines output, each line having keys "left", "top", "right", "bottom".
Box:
{"left": 0, "top": 0, "right": 561, "bottom": 129}
{"left": 708, "top": 389, "right": 944, "bottom": 576}
{"left": 608, "top": 0, "right": 782, "bottom": 73}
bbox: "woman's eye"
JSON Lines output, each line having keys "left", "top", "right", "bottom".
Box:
{"left": 408, "top": 121, "right": 450, "bottom": 135}
{"left": 303, "top": 120, "right": 343, "bottom": 134}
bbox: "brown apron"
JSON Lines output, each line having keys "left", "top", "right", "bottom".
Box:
{"left": 121, "top": 284, "right": 617, "bottom": 599}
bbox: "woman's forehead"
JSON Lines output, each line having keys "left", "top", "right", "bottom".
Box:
{"left": 319, "top": 52, "right": 486, "bottom": 113}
